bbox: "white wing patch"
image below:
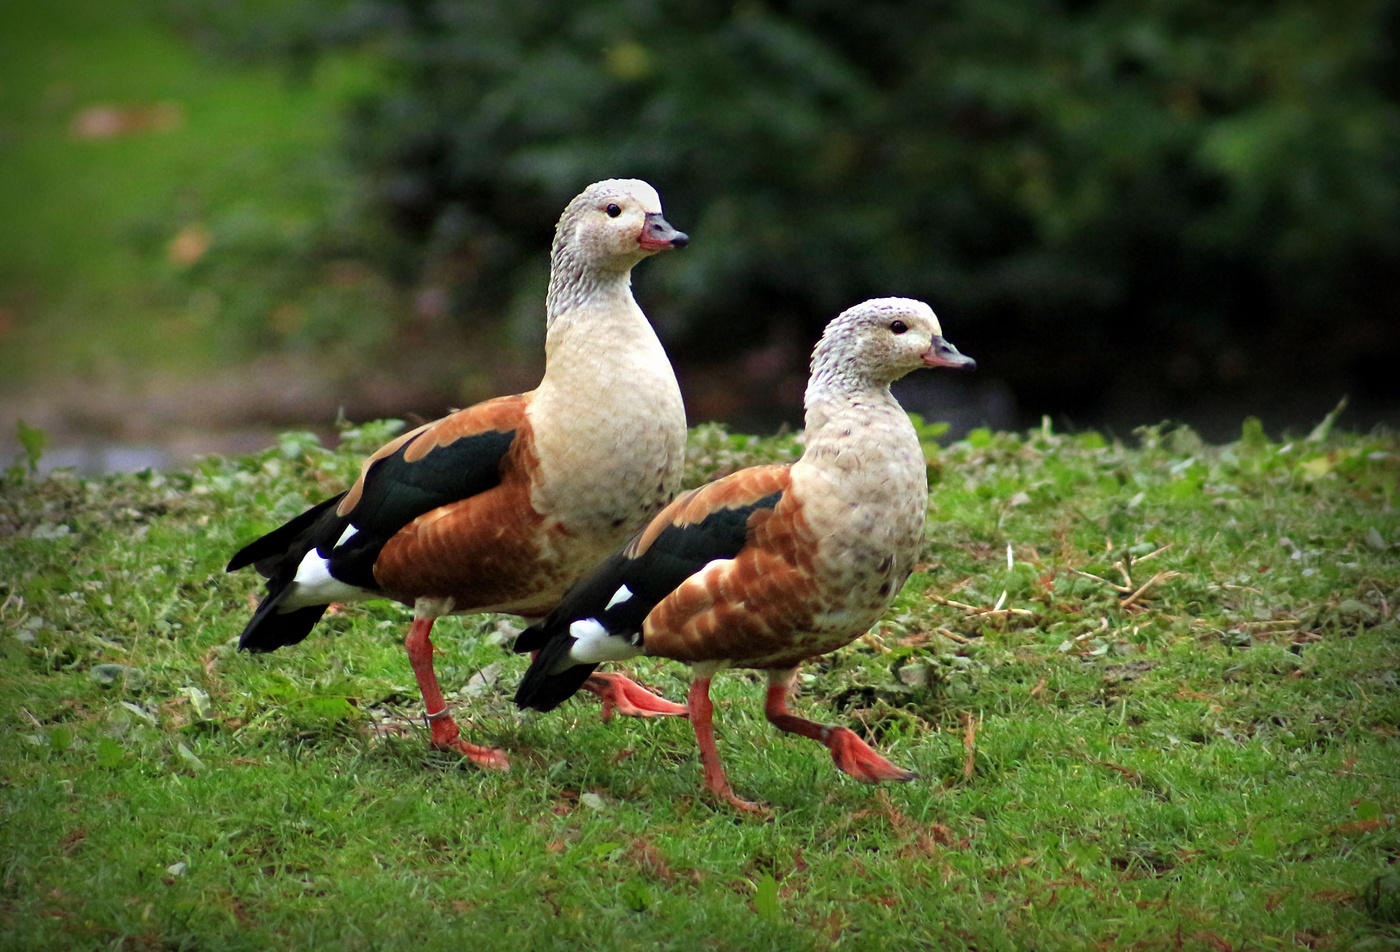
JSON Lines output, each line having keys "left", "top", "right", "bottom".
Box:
{"left": 283, "top": 547, "right": 372, "bottom": 609}
{"left": 334, "top": 523, "right": 358, "bottom": 549}
{"left": 566, "top": 617, "right": 642, "bottom": 665}
{"left": 604, "top": 584, "right": 634, "bottom": 610}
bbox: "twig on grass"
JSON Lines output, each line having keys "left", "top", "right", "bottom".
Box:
{"left": 1074, "top": 543, "right": 1180, "bottom": 608}
{"left": 1073, "top": 568, "right": 1131, "bottom": 593}
{"left": 1233, "top": 618, "right": 1302, "bottom": 629}
{"left": 1121, "top": 570, "right": 1183, "bottom": 609}
{"left": 1074, "top": 617, "right": 1110, "bottom": 644}
{"left": 929, "top": 595, "right": 1035, "bottom": 618}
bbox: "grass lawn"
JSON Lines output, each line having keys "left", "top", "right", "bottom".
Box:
{"left": 0, "top": 0, "right": 370, "bottom": 389}
{"left": 1, "top": 413, "right": 1397, "bottom": 950}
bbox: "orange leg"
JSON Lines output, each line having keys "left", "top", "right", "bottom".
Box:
{"left": 405, "top": 616, "right": 509, "bottom": 771}
{"left": 582, "top": 671, "right": 688, "bottom": 723}
{"left": 687, "top": 677, "right": 767, "bottom": 814}
{"left": 763, "top": 672, "right": 916, "bottom": 784}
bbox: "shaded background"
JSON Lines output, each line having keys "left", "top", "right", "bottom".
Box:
{"left": 3, "top": 0, "right": 1398, "bottom": 472}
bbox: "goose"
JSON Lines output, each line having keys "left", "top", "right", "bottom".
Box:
{"left": 228, "top": 179, "right": 691, "bottom": 770}
{"left": 514, "top": 297, "right": 975, "bottom": 810}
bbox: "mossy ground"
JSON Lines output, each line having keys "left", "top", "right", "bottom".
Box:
{"left": 2, "top": 414, "right": 1397, "bottom": 950}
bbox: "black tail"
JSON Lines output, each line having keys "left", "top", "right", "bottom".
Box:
{"left": 237, "top": 587, "right": 329, "bottom": 653}
{"left": 227, "top": 494, "right": 345, "bottom": 576}
{"left": 228, "top": 494, "right": 346, "bottom": 652}
{"left": 511, "top": 621, "right": 549, "bottom": 654}
{"left": 514, "top": 626, "right": 600, "bottom": 712}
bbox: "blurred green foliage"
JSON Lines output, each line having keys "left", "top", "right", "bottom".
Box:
{"left": 176, "top": 0, "right": 1399, "bottom": 423}
{"left": 0, "top": 0, "right": 390, "bottom": 388}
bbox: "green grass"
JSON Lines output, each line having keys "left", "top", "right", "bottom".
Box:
{"left": 2, "top": 415, "right": 1398, "bottom": 950}
{"left": 0, "top": 0, "right": 374, "bottom": 387}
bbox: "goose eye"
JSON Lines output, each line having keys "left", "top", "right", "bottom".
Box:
{"left": 889, "top": 320, "right": 908, "bottom": 335}
{"left": 605, "top": 203, "right": 622, "bottom": 218}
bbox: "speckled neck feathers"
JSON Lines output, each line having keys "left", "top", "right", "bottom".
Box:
{"left": 787, "top": 298, "right": 949, "bottom": 621}
{"left": 545, "top": 236, "right": 631, "bottom": 325}
{"left": 544, "top": 178, "right": 661, "bottom": 328}
{"left": 801, "top": 297, "right": 940, "bottom": 456}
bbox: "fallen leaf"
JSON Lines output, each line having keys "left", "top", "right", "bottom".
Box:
{"left": 1334, "top": 817, "right": 1392, "bottom": 835}
{"left": 627, "top": 837, "right": 674, "bottom": 881}
{"left": 90, "top": 666, "right": 144, "bottom": 688}
{"left": 961, "top": 711, "right": 978, "bottom": 781}
{"left": 70, "top": 102, "right": 184, "bottom": 139}
{"left": 1299, "top": 456, "right": 1333, "bottom": 479}
{"left": 168, "top": 225, "right": 211, "bottom": 266}
{"left": 176, "top": 743, "right": 206, "bottom": 772}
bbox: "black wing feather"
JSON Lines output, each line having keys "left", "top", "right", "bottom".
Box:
{"left": 514, "top": 490, "right": 783, "bottom": 711}
{"left": 226, "top": 494, "right": 346, "bottom": 576}
{"left": 228, "top": 496, "right": 347, "bottom": 652}
{"left": 227, "top": 427, "right": 516, "bottom": 653}
{"left": 328, "top": 428, "right": 517, "bottom": 588}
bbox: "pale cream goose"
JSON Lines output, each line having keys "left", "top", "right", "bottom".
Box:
{"left": 228, "top": 179, "right": 691, "bottom": 770}
{"left": 515, "top": 297, "right": 975, "bottom": 810}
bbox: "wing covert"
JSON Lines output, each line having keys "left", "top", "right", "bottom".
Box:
{"left": 328, "top": 398, "right": 525, "bottom": 588}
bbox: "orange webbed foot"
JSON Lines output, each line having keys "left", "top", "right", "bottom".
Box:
{"left": 583, "top": 672, "right": 688, "bottom": 723}
{"left": 427, "top": 714, "right": 510, "bottom": 771}
{"left": 826, "top": 727, "right": 917, "bottom": 783}
{"left": 709, "top": 787, "right": 772, "bottom": 817}
{"left": 434, "top": 737, "right": 511, "bottom": 772}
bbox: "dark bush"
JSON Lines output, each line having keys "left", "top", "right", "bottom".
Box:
{"left": 176, "top": 0, "right": 1400, "bottom": 432}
